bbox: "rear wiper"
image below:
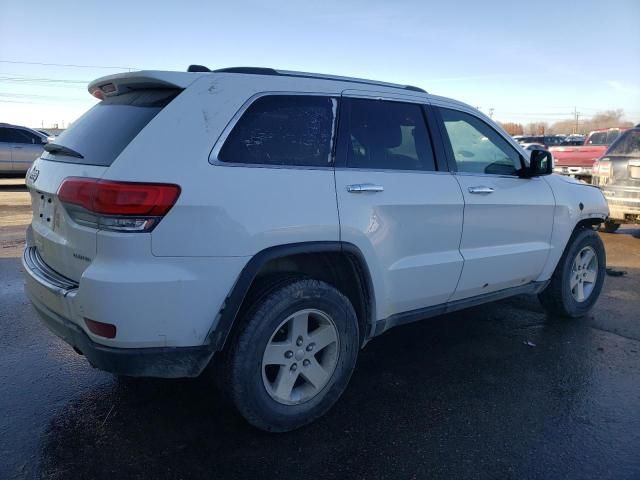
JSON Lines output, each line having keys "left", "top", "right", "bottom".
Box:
{"left": 43, "top": 143, "right": 84, "bottom": 159}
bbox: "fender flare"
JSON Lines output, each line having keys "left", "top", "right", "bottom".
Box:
{"left": 207, "top": 241, "right": 376, "bottom": 351}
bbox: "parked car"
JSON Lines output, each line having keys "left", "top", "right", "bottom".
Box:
{"left": 23, "top": 66, "right": 608, "bottom": 432}
{"left": 0, "top": 123, "right": 48, "bottom": 174}
{"left": 550, "top": 128, "right": 626, "bottom": 181}
{"left": 562, "top": 135, "right": 586, "bottom": 146}
{"left": 592, "top": 125, "right": 640, "bottom": 231}
{"left": 514, "top": 135, "right": 565, "bottom": 148}
{"left": 521, "top": 142, "right": 548, "bottom": 151}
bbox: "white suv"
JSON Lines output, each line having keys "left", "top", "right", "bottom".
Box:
{"left": 23, "top": 66, "right": 609, "bottom": 431}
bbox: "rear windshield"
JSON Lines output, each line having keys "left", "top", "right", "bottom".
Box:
{"left": 42, "top": 88, "right": 180, "bottom": 166}
{"left": 607, "top": 130, "right": 640, "bottom": 156}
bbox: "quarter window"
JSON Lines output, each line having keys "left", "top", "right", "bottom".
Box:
{"left": 343, "top": 98, "right": 435, "bottom": 171}
{"left": 439, "top": 108, "right": 522, "bottom": 175}
{"left": 218, "top": 95, "right": 336, "bottom": 167}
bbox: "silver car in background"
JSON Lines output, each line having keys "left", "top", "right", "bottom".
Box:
{"left": 0, "top": 123, "right": 48, "bottom": 174}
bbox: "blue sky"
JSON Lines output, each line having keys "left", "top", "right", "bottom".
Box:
{"left": 1, "top": 0, "right": 639, "bottom": 128}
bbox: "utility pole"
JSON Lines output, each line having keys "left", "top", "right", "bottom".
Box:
{"left": 573, "top": 106, "right": 581, "bottom": 134}
{"left": 489, "top": 108, "right": 494, "bottom": 119}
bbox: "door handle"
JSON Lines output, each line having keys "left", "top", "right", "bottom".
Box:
{"left": 347, "top": 183, "right": 384, "bottom": 193}
{"left": 468, "top": 186, "right": 494, "bottom": 194}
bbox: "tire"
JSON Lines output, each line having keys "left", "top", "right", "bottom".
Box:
{"left": 224, "top": 276, "right": 359, "bottom": 432}
{"left": 600, "top": 220, "right": 621, "bottom": 233}
{"left": 538, "top": 228, "right": 606, "bottom": 318}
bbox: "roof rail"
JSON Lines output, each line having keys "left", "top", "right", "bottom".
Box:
{"left": 207, "top": 66, "right": 427, "bottom": 93}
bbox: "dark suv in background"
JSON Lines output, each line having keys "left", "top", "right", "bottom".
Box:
{"left": 592, "top": 125, "right": 640, "bottom": 232}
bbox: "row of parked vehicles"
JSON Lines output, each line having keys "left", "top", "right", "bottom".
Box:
{"left": 514, "top": 127, "right": 639, "bottom": 230}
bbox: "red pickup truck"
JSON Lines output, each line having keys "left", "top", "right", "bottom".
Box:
{"left": 550, "top": 128, "right": 626, "bottom": 182}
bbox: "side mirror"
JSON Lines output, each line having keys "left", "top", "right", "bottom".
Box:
{"left": 522, "top": 149, "right": 553, "bottom": 177}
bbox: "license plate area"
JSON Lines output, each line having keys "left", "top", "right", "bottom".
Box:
{"left": 35, "top": 191, "right": 57, "bottom": 231}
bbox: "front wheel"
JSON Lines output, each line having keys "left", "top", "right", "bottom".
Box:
{"left": 539, "top": 228, "right": 606, "bottom": 318}
{"left": 225, "top": 277, "right": 359, "bottom": 432}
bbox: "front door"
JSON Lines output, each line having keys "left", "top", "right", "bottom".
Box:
{"left": 434, "top": 106, "right": 555, "bottom": 301}
{"left": 10, "top": 128, "right": 44, "bottom": 173}
{"left": 334, "top": 95, "right": 465, "bottom": 320}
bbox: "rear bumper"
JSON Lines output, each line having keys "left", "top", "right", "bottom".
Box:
{"left": 601, "top": 187, "right": 640, "bottom": 222}
{"left": 28, "top": 292, "right": 213, "bottom": 377}
{"left": 553, "top": 165, "right": 593, "bottom": 177}
{"left": 22, "top": 246, "right": 214, "bottom": 377}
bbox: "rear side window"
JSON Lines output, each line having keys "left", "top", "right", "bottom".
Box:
{"left": 218, "top": 95, "right": 336, "bottom": 167}
{"left": 605, "top": 129, "right": 621, "bottom": 145}
{"left": 588, "top": 131, "right": 608, "bottom": 145}
{"left": 42, "top": 88, "right": 180, "bottom": 166}
{"left": 342, "top": 98, "right": 435, "bottom": 171}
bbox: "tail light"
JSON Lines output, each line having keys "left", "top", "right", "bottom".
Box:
{"left": 58, "top": 178, "right": 180, "bottom": 232}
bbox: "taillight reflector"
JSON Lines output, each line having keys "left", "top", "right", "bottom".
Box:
{"left": 84, "top": 318, "right": 117, "bottom": 339}
{"left": 58, "top": 178, "right": 180, "bottom": 216}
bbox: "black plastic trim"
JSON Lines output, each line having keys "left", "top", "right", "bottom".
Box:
{"left": 29, "top": 294, "right": 213, "bottom": 378}
{"left": 208, "top": 241, "right": 376, "bottom": 351}
{"left": 373, "top": 281, "right": 549, "bottom": 336}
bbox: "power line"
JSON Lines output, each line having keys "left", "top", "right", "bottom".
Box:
{"left": 0, "top": 59, "right": 135, "bottom": 70}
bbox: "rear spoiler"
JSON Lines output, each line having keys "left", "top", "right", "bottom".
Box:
{"left": 88, "top": 70, "right": 205, "bottom": 99}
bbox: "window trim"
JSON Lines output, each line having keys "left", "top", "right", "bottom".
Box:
{"left": 334, "top": 96, "right": 441, "bottom": 173}
{"left": 209, "top": 91, "right": 339, "bottom": 170}
{"left": 433, "top": 106, "right": 527, "bottom": 178}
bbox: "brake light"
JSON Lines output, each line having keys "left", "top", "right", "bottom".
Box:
{"left": 58, "top": 178, "right": 180, "bottom": 232}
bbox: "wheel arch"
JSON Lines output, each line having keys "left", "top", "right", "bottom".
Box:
{"left": 208, "top": 242, "right": 376, "bottom": 351}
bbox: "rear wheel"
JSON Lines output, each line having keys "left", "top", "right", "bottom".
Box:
{"left": 600, "top": 220, "right": 621, "bottom": 233}
{"left": 225, "top": 277, "right": 359, "bottom": 432}
{"left": 539, "top": 228, "right": 606, "bottom": 318}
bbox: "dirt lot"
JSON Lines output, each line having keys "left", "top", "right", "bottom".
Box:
{"left": 0, "top": 178, "right": 31, "bottom": 258}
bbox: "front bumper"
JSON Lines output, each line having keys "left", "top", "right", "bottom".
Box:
{"left": 22, "top": 246, "right": 214, "bottom": 377}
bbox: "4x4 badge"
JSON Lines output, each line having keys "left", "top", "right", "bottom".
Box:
{"left": 28, "top": 167, "right": 39, "bottom": 183}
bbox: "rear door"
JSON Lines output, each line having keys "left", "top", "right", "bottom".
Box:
{"left": 26, "top": 87, "right": 181, "bottom": 281}
{"left": 433, "top": 106, "right": 555, "bottom": 301}
{"left": 334, "top": 95, "right": 464, "bottom": 319}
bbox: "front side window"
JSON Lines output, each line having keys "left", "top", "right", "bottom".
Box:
{"left": 439, "top": 108, "right": 522, "bottom": 175}
{"left": 218, "top": 95, "right": 336, "bottom": 167}
{"left": 344, "top": 98, "right": 435, "bottom": 171}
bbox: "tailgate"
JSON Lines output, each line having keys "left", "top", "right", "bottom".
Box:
{"left": 551, "top": 146, "right": 606, "bottom": 166}
{"left": 25, "top": 75, "right": 185, "bottom": 282}
{"left": 27, "top": 159, "right": 107, "bottom": 282}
